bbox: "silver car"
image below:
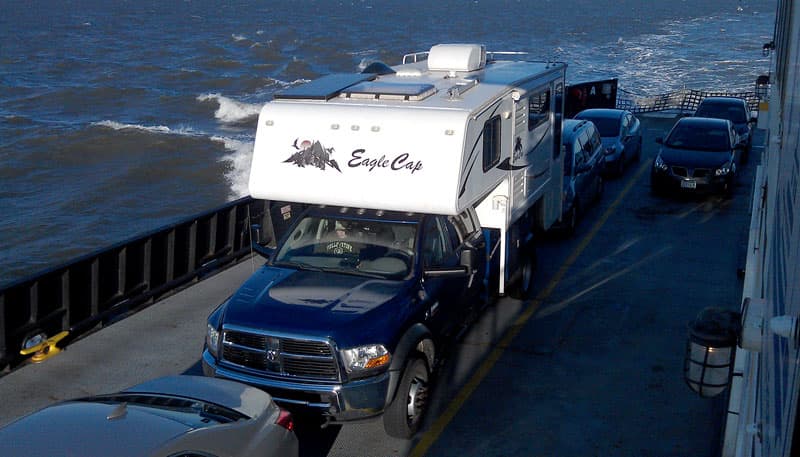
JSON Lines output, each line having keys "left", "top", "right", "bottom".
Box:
{"left": 0, "top": 375, "right": 298, "bottom": 457}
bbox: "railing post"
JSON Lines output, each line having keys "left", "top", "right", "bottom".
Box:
{"left": 61, "top": 270, "right": 70, "bottom": 329}
{"left": 118, "top": 247, "right": 127, "bottom": 298}
{"left": 90, "top": 258, "right": 99, "bottom": 318}
{"left": 188, "top": 221, "right": 197, "bottom": 271}
{"left": 143, "top": 238, "right": 152, "bottom": 293}
{"left": 0, "top": 294, "right": 6, "bottom": 368}
{"left": 208, "top": 213, "right": 218, "bottom": 260}
{"left": 227, "top": 206, "right": 237, "bottom": 251}
{"left": 29, "top": 282, "right": 39, "bottom": 327}
{"left": 166, "top": 229, "right": 175, "bottom": 282}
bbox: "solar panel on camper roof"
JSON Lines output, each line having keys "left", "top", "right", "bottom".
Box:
{"left": 273, "top": 73, "right": 376, "bottom": 100}
{"left": 343, "top": 82, "right": 437, "bottom": 101}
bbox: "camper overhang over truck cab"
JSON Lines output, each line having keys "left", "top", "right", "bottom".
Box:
{"left": 203, "top": 44, "right": 567, "bottom": 438}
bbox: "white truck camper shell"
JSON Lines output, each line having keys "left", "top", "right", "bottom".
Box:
{"left": 249, "top": 44, "right": 567, "bottom": 293}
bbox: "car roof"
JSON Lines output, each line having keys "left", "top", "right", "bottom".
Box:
{"left": 561, "top": 119, "right": 594, "bottom": 143}
{"left": 674, "top": 116, "right": 732, "bottom": 129}
{"left": 698, "top": 96, "right": 746, "bottom": 106}
{"left": 697, "top": 96, "right": 747, "bottom": 109}
{"left": 574, "top": 108, "right": 627, "bottom": 119}
{"left": 125, "top": 375, "right": 272, "bottom": 419}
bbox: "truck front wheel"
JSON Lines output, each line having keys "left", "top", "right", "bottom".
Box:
{"left": 383, "top": 355, "right": 430, "bottom": 439}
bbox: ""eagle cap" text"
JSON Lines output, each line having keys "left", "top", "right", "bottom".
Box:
{"left": 348, "top": 149, "right": 423, "bottom": 174}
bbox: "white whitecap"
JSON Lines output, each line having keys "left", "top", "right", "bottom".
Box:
{"left": 197, "top": 93, "right": 261, "bottom": 124}
{"left": 93, "top": 120, "right": 203, "bottom": 137}
{"left": 93, "top": 120, "right": 172, "bottom": 134}
{"left": 231, "top": 34, "right": 247, "bottom": 42}
{"left": 212, "top": 136, "right": 254, "bottom": 199}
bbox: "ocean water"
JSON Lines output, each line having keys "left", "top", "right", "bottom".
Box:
{"left": 0, "top": 0, "right": 777, "bottom": 285}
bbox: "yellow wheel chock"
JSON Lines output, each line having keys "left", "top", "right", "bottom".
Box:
{"left": 19, "top": 331, "right": 70, "bottom": 363}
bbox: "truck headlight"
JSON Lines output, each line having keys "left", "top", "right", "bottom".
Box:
{"left": 206, "top": 324, "right": 220, "bottom": 355}
{"left": 341, "top": 344, "right": 391, "bottom": 377}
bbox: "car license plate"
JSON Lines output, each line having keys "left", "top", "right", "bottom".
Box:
{"left": 681, "top": 180, "right": 697, "bottom": 189}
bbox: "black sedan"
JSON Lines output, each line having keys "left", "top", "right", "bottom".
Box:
{"left": 651, "top": 117, "right": 744, "bottom": 196}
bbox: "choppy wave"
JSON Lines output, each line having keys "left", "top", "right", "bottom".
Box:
{"left": 212, "top": 136, "right": 254, "bottom": 199}
{"left": 197, "top": 93, "right": 261, "bottom": 124}
{"left": 92, "top": 120, "right": 201, "bottom": 136}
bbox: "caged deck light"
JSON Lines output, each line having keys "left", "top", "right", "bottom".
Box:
{"left": 683, "top": 307, "right": 741, "bottom": 398}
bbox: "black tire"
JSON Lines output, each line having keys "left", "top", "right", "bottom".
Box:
{"left": 616, "top": 154, "right": 625, "bottom": 176}
{"left": 635, "top": 139, "right": 642, "bottom": 162}
{"left": 564, "top": 202, "right": 579, "bottom": 236}
{"left": 383, "top": 355, "right": 430, "bottom": 439}
{"left": 596, "top": 177, "right": 604, "bottom": 201}
{"left": 508, "top": 244, "right": 537, "bottom": 299}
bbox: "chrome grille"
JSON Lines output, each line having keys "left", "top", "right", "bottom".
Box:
{"left": 221, "top": 329, "right": 339, "bottom": 381}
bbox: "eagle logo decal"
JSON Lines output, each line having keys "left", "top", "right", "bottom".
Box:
{"left": 283, "top": 139, "right": 341, "bottom": 172}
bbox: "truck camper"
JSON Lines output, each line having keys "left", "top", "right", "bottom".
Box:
{"left": 203, "top": 44, "right": 566, "bottom": 438}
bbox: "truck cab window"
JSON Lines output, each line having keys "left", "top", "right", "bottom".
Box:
{"left": 421, "top": 218, "right": 454, "bottom": 267}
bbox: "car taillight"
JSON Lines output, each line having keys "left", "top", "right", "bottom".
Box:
{"left": 275, "top": 408, "right": 294, "bottom": 431}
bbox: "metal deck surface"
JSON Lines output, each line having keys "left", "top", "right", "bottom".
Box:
{"left": 0, "top": 115, "right": 758, "bottom": 456}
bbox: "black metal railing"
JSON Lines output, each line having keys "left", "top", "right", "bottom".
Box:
{"left": 0, "top": 197, "right": 278, "bottom": 371}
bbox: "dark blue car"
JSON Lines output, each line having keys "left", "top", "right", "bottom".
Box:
{"left": 574, "top": 108, "right": 642, "bottom": 176}
{"left": 694, "top": 96, "right": 755, "bottom": 161}
{"left": 202, "top": 205, "right": 486, "bottom": 438}
{"left": 651, "top": 117, "right": 744, "bottom": 196}
{"left": 557, "top": 119, "right": 605, "bottom": 233}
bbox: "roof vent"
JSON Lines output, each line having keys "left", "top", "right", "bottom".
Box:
{"left": 427, "top": 44, "right": 486, "bottom": 72}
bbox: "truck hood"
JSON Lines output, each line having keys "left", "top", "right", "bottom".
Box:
{"left": 221, "top": 266, "right": 411, "bottom": 347}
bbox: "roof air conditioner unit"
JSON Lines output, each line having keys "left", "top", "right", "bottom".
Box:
{"left": 427, "top": 44, "right": 486, "bottom": 72}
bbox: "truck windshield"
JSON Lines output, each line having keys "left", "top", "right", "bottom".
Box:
{"left": 273, "top": 215, "right": 417, "bottom": 279}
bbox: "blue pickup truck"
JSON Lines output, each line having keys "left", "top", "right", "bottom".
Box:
{"left": 203, "top": 44, "right": 567, "bottom": 438}
{"left": 203, "top": 205, "right": 488, "bottom": 438}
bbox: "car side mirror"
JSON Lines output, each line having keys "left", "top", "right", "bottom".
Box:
{"left": 655, "top": 137, "right": 664, "bottom": 144}
{"left": 251, "top": 224, "right": 275, "bottom": 259}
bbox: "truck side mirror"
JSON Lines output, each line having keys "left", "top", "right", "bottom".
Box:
{"left": 251, "top": 224, "right": 275, "bottom": 259}
{"left": 460, "top": 248, "right": 477, "bottom": 275}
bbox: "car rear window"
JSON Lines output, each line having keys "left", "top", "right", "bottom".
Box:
{"left": 84, "top": 394, "right": 248, "bottom": 427}
{"left": 576, "top": 116, "right": 619, "bottom": 137}
{"left": 696, "top": 102, "right": 747, "bottom": 123}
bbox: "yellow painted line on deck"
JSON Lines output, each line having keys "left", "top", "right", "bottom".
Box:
{"left": 409, "top": 159, "right": 653, "bottom": 457}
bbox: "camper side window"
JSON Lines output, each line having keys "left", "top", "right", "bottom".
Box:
{"left": 482, "top": 115, "right": 501, "bottom": 172}
{"left": 528, "top": 89, "right": 551, "bottom": 131}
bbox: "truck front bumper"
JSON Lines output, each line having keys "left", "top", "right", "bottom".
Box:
{"left": 202, "top": 349, "right": 392, "bottom": 421}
